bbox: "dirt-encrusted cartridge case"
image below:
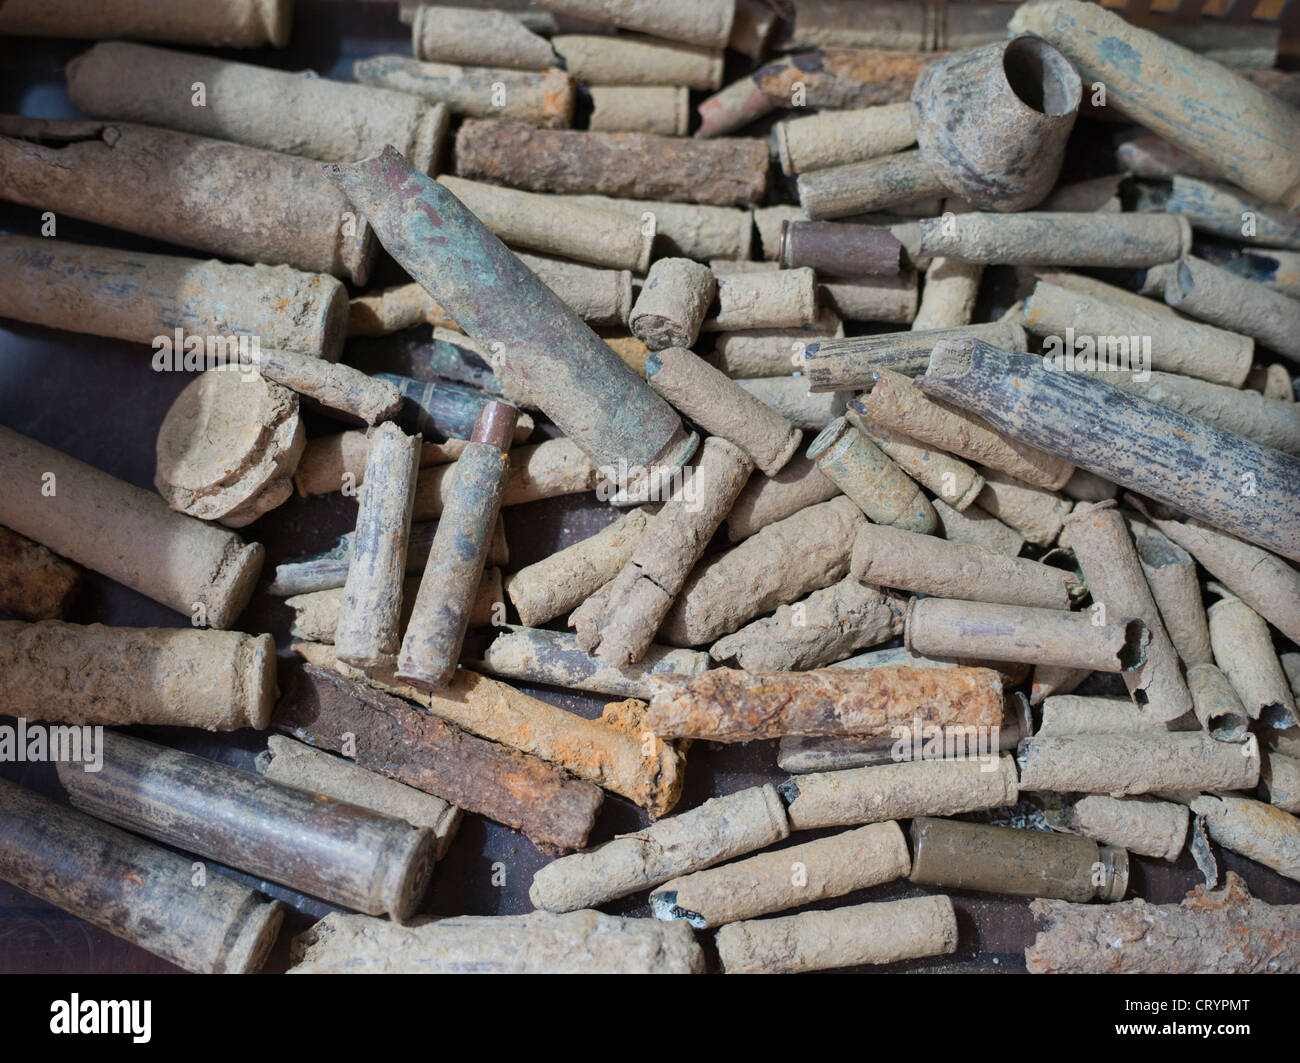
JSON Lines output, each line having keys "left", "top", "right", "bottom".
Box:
{"left": 321, "top": 148, "right": 695, "bottom": 488}
{"left": 911, "top": 36, "right": 1080, "bottom": 212}
{"left": 551, "top": 34, "right": 723, "bottom": 90}
{"left": 652, "top": 821, "right": 910, "bottom": 929}
{"left": 1010, "top": 0, "right": 1300, "bottom": 211}
{"left": 253, "top": 349, "right": 401, "bottom": 426}
{"left": 909, "top": 817, "right": 1127, "bottom": 902}
{"left": 454, "top": 120, "right": 769, "bottom": 207}
{"left": 917, "top": 212, "right": 1190, "bottom": 268}
{"left": 411, "top": 4, "right": 557, "bottom": 69}
{"left": 777, "top": 221, "right": 902, "bottom": 278}
{"left": 68, "top": 42, "right": 447, "bottom": 170}
{"left": 1163, "top": 255, "right": 1300, "bottom": 360}
{"left": 0, "top": 0, "right": 291, "bottom": 45}
{"left": 397, "top": 403, "right": 515, "bottom": 691}
{"left": 0, "top": 117, "right": 376, "bottom": 284}
{"left": 0, "top": 778, "right": 284, "bottom": 975}
{"left": 1025, "top": 872, "right": 1300, "bottom": 973}
{"left": 276, "top": 664, "right": 602, "bottom": 853}
{"left": 1018, "top": 732, "right": 1261, "bottom": 796}
{"left": 629, "top": 258, "right": 716, "bottom": 350}
{"left": 0, "top": 236, "right": 348, "bottom": 360}
{"left": 806, "top": 417, "right": 936, "bottom": 533}
{"left": 0, "top": 426, "right": 262, "bottom": 629}
{"left": 0, "top": 621, "right": 274, "bottom": 729}
{"left": 1191, "top": 795, "right": 1300, "bottom": 883}
{"left": 648, "top": 664, "right": 1004, "bottom": 742}
{"left": 289, "top": 909, "right": 704, "bottom": 975}
{"left": 1208, "top": 595, "right": 1298, "bottom": 731}
{"left": 724, "top": 453, "right": 840, "bottom": 541}
{"left": 798, "top": 149, "right": 947, "bottom": 220}
{"left": 919, "top": 340, "right": 1300, "bottom": 563}
{"left": 1065, "top": 795, "right": 1190, "bottom": 863}
{"left": 589, "top": 85, "right": 690, "bottom": 137}
{"left": 58, "top": 733, "right": 437, "bottom": 922}
{"left": 776, "top": 103, "right": 916, "bottom": 176}
{"left": 529, "top": 784, "right": 790, "bottom": 913}
{"left": 1187, "top": 663, "right": 1251, "bottom": 743}
{"left": 715, "top": 895, "right": 958, "bottom": 974}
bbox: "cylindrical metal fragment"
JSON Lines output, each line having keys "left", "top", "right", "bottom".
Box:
{"left": 258, "top": 734, "right": 461, "bottom": 860}
{"left": 912, "top": 256, "right": 983, "bottom": 330}
{"left": 846, "top": 415, "right": 985, "bottom": 511}
{"left": 1009, "top": 0, "right": 1300, "bottom": 211}
{"left": 570, "top": 437, "right": 753, "bottom": 665}
{"left": 910, "top": 36, "right": 1080, "bottom": 212}
{"left": 646, "top": 348, "right": 801, "bottom": 477}
{"left": 276, "top": 664, "right": 602, "bottom": 853}
{"left": 1260, "top": 752, "right": 1300, "bottom": 815}
{"left": 0, "top": 525, "right": 80, "bottom": 621}
{"left": 909, "top": 817, "right": 1127, "bottom": 902}
{"left": 287, "top": 571, "right": 501, "bottom": 643}
{"left": 0, "top": 117, "right": 375, "bottom": 284}
{"left": 254, "top": 349, "right": 400, "bottom": 426}
{"left": 1066, "top": 795, "right": 1189, "bottom": 863}
{"left": 920, "top": 340, "right": 1300, "bottom": 563}
{"left": 779, "top": 754, "right": 1019, "bottom": 831}
{"left": 1017, "top": 732, "right": 1261, "bottom": 796}
{"left": 589, "top": 85, "right": 689, "bottom": 136}
{"left": 711, "top": 309, "right": 845, "bottom": 378}
{"left": 437, "top": 176, "right": 651, "bottom": 273}
{"left": 558, "top": 192, "right": 752, "bottom": 261}
{"left": 1186, "top": 663, "right": 1251, "bottom": 744}
{"left": 1163, "top": 255, "right": 1300, "bottom": 360}
{"left": 1191, "top": 795, "right": 1300, "bottom": 883}
{"left": 661, "top": 496, "right": 865, "bottom": 646}
{"left": 798, "top": 149, "right": 946, "bottom": 220}
{"left": 629, "top": 258, "right": 715, "bottom": 350}
{"left": 776, "top": 103, "right": 916, "bottom": 175}
{"left": 803, "top": 319, "right": 1027, "bottom": 389}
{"left": 1159, "top": 175, "right": 1300, "bottom": 251}
{"left": 1063, "top": 500, "right": 1193, "bottom": 723}
{"left": 1143, "top": 512, "right": 1300, "bottom": 645}
{"left": 0, "top": 0, "right": 291, "bottom": 45}
{"left": 0, "top": 621, "right": 274, "bottom": 729}
{"left": 1023, "top": 276, "right": 1253, "bottom": 388}
{"left": 852, "top": 523, "right": 1079, "bottom": 609}
{"left": 716, "top": 895, "right": 957, "bottom": 975}
{"left": 480, "top": 626, "right": 709, "bottom": 700}
{"left": 0, "top": 235, "right": 348, "bottom": 360}
{"left": 906, "top": 597, "right": 1146, "bottom": 675}
{"left": 59, "top": 733, "right": 437, "bottom": 921}
{"left": 1208, "top": 595, "right": 1298, "bottom": 731}
{"left": 69, "top": 42, "right": 448, "bottom": 170}
{"left": 335, "top": 424, "right": 421, "bottom": 670}
{"left": 652, "top": 821, "right": 910, "bottom": 929}
{"left": 973, "top": 468, "right": 1072, "bottom": 547}
{"left": 321, "top": 149, "right": 694, "bottom": 485}
{"left": 353, "top": 56, "right": 573, "bottom": 129}
{"left": 932, "top": 497, "right": 1025, "bottom": 555}
{"left": 413, "top": 437, "right": 596, "bottom": 521}
{"left": 735, "top": 376, "right": 846, "bottom": 432}
{"left": 552, "top": 34, "right": 723, "bottom": 90}
{"left": 0, "top": 778, "right": 283, "bottom": 975}
{"left": 1025, "top": 871, "right": 1300, "bottom": 974}
{"left": 778, "top": 221, "right": 902, "bottom": 278}
{"left": 505, "top": 507, "right": 656, "bottom": 627}
{"left": 454, "top": 120, "right": 768, "bottom": 207}
{"left": 1036, "top": 694, "right": 1166, "bottom": 737}
{"left": 289, "top": 909, "right": 704, "bottom": 975}
{"left": 1130, "top": 522, "right": 1212, "bottom": 668}
{"left": 0, "top": 426, "right": 262, "bottom": 629}
{"left": 529, "top": 784, "right": 790, "bottom": 913}
{"left": 852, "top": 369, "right": 1074, "bottom": 491}
{"left": 411, "top": 5, "right": 557, "bottom": 69}
{"left": 709, "top": 577, "right": 904, "bottom": 672}
{"left": 806, "top": 418, "right": 936, "bottom": 533}
{"left": 398, "top": 404, "right": 515, "bottom": 690}
{"left": 295, "top": 433, "right": 463, "bottom": 497}
{"left": 534, "top": 0, "right": 733, "bottom": 48}
{"left": 703, "top": 268, "right": 818, "bottom": 332}
{"left": 917, "top": 212, "right": 1190, "bottom": 268}
{"left": 648, "top": 664, "right": 1003, "bottom": 742}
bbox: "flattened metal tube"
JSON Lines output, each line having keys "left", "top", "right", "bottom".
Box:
{"left": 0, "top": 778, "right": 284, "bottom": 975}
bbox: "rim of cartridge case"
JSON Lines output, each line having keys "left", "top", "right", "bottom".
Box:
{"left": 471, "top": 401, "right": 520, "bottom": 449}
{"left": 378, "top": 827, "right": 438, "bottom": 923}
{"left": 1098, "top": 845, "right": 1129, "bottom": 902}
{"left": 220, "top": 898, "right": 286, "bottom": 974}
{"left": 606, "top": 427, "right": 700, "bottom": 505}
{"left": 805, "top": 416, "right": 852, "bottom": 462}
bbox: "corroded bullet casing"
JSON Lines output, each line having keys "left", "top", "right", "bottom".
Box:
{"left": 0, "top": 525, "right": 80, "bottom": 621}
{"left": 1018, "top": 732, "right": 1261, "bottom": 795}
{"left": 0, "top": 621, "right": 275, "bottom": 729}
{"left": 1164, "top": 255, "right": 1300, "bottom": 360}
{"left": 806, "top": 417, "right": 936, "bottom": 533}
{"left": 0, "top": 427, "right": 262, "bottom": 629}
{"left": 724, "top": 453, "right": 840, "bottom": 541}
{"left": 58, "top": 733, "right": 438, "bottom": 922}
{"left": 321, "top": 148, "right": 695, "bottom": 485}
{"left": 920, "top": 340, "right": 1300, "bottom": 563}
{"left": 1129, "top": 521, "right": 1212, "bottom": 669}
{"left": 1065, "top": 795, "right": 1190, "bottom": 863}
{"left": 397, "top": 404, "right": 515, "bottom": 691}
{"left": 552, "top": 34, "right": 723, "bottom": 90}
{"left": 917, "top": 211, "right": 1190, "bottom": 268}
{"left": 589, "top": 85, "right": 690, "bottom": 136}
{"left": 1190, "top": 795, "right": 1300, "bottom": 883}
{"left": 1160, "top": 176, "right": 1300, "bottom": 251}
{"left": 535, "top": 0, "right": 734, "bottom": 48}
{"left": 411, "top": 5, "right": 557, "bottom": 69}
{"left": 778, "top": 221, "right": 901, "bottom": 278}
{"left": 910, "top": 817, "right": 1127, "bottom": 902}
{"left": 1207, "top": 595, "right": 1298, "bottom": 731}
{"left": 845, "top": 413, "right": 985, "bottom": 512}
{"left": 0, "top": 778, "right": 283, "bottom": 975}
{"left": 0, "top": 117, "right": 376, "bottom": 284}
{"left": 629, "top": 258, "right": 716, "bottom": 350}
{"left": 910, "top": 36, "right": 1081, "bottom": 212}
{"left": 1186, "top": 663, "right": 1250, "bottom": 744}
{"left": 0, "top": 0, "right": 291, "bottom": 45}
{"left": 736, "top": 377, "right": 846, "bottom": 433}
{"left": 776, "top": 103, "right": 916, "bottom": 175}
{"left": 0, "top": 235, "right": 348, "bottom": 360}
{"left": 798, "top": 149, "right": 946, "bottom": 220}
{"left": 254, "top": 349, "right": 401, "bottom": 426}
{"left": 69, "top": 42, "right": 448, "bottom": 170}
{"left": 379, "top": 374, "right": 533, "bottom": 442}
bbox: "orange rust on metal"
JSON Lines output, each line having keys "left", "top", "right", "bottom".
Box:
{"left": 0, "top": 525, "right": 80, "bottom": 621}
{"left": 647, "top": 665, "right": 1003, "bottom": 742}
{"left": 753, "top": 48, "right": 943, "bottom": 109}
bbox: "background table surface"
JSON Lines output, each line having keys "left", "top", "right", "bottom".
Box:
{"left": 2, "top": 1, "right": 1298, "bottom": 975}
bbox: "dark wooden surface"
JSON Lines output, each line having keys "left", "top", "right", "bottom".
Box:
{"left": 2, "top": 1, "right": 1298, "bottom": 976}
